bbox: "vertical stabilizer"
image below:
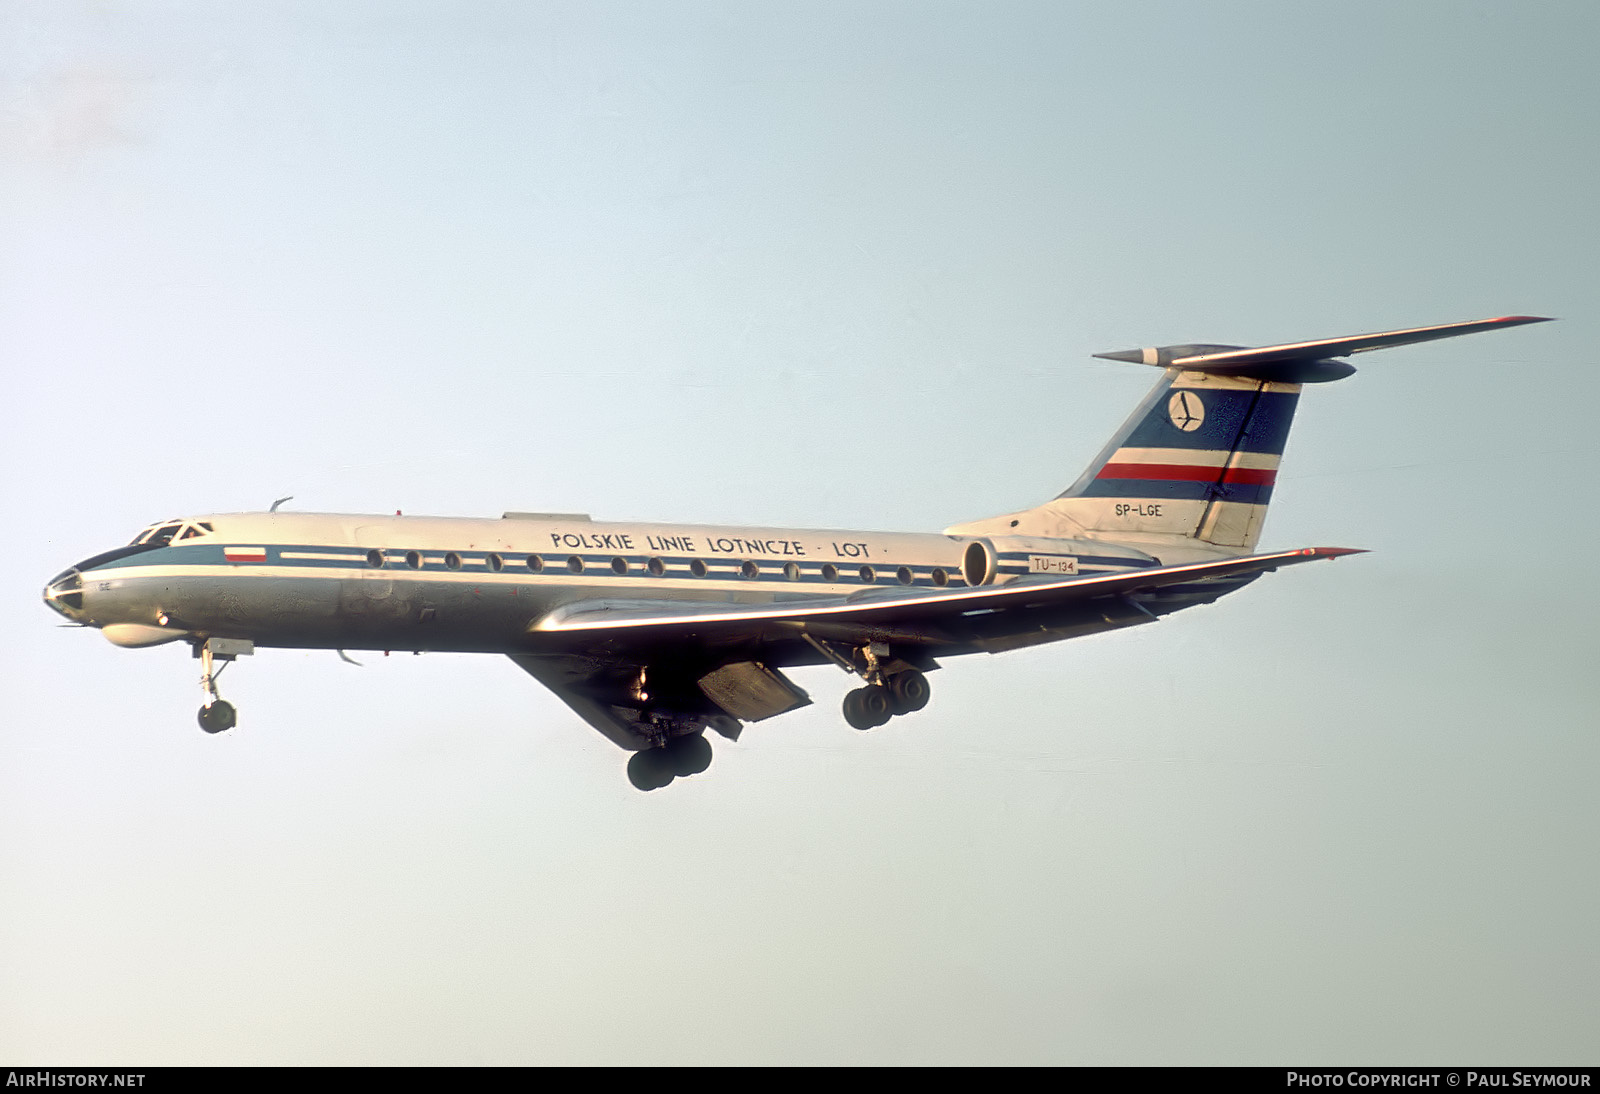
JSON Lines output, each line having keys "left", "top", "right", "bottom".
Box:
{"left": 1044, "top": 368, "right": 1300, "bottom": 550}
{"left": 946, "top": 315, "right": 1551, "bottom": 554}
{"left": 945, "top": 367, "right": 1300, "bottom": 552}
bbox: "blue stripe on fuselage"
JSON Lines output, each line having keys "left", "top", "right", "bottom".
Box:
{"left": 81, "top": 542, "right": 975, "bottom": 588}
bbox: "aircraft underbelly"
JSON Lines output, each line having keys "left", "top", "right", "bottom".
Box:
{"left": 102, "top": 573, "right": 340, "bottom": 645}
{"left": 91, "top": 571, "right": 543, "bottom": 652}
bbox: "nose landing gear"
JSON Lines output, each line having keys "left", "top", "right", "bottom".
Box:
{"left": 193, "top": 638, "right": 254, "bottom": 734}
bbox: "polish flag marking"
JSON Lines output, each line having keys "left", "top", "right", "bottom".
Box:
{"left": 224, "top": 547, "right": 268, "bottom": 562}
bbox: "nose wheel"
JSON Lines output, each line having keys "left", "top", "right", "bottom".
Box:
{"left": 198, "top": 699, "right": 237, "bottom": 733}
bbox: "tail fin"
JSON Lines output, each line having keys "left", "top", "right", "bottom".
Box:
{"left": 948, "top": 316, "right": 1551, "bottom": 553}
{"left": 1051, "top": 367, "right": 1299, "bottom": 549}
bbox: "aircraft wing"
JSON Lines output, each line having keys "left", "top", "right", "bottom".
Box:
{"left": 510, "top": 546, "right": 1361, "bottom": 750}
{"left": 530, "top": 546, "right": 1363, "bottom": 639}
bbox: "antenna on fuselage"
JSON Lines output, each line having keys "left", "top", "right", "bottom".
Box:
{"left": 269, "top": 496, "right": 293, "bottom": 512}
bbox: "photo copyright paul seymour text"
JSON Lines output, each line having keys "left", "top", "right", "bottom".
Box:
{"left": 1287, "top": 1075, "right": 1592, "bottom": 1089}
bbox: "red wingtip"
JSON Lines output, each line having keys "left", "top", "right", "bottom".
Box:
{"left": 1304, "top": 547, "right": 1369, "bottom": 558}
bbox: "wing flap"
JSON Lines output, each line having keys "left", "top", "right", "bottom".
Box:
{"left": 697, "top": 661, "right": 811, "bottom": 722}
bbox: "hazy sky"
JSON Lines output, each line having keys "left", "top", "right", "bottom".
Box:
{"left": 3, "top": 0, "right": 1596, "bottom": 1065}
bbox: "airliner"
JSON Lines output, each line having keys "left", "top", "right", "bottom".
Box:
{"left": 43, "top": 315, "right": 1546, "bottom": 789}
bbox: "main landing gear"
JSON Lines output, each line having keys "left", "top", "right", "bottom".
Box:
{"left": 841, "top": 668, "right": 930, "bottom": 729}
{"left": 804, "top": 637, "right": 933, "bottom": 731}
{"left": 627, "top": 729, "right": 714, "bottom": 792}
{"left": 193, "top": 638, "right": 254, "bottom": 734}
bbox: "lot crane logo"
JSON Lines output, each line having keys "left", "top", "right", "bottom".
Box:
{"left": 1167, "top": 390, "right": 1205, "bottom": 432}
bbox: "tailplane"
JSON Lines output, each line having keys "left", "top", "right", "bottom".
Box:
{"left": 948, "top": 315, "right": 1550, "bottom": 554}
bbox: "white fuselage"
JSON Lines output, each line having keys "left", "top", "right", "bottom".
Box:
{"left": 47, "top": 511, "right": 1162, "bottom": 655}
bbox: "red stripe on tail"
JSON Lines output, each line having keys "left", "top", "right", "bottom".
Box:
{"left": 1097, "top": 462, "right": 1278, "bottom": 486}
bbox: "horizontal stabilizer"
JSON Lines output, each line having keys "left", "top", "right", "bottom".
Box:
{"left": 1095, "top": 315, "right": 1551, "bottom": 383}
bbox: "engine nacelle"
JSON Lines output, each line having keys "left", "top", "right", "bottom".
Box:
{"left": 963, "top": 535, "right": 1159, "bottom": 585}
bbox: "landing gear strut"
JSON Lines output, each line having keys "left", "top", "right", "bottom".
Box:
{"left": 193, "top": 638, "right": 253, "bottom": 734}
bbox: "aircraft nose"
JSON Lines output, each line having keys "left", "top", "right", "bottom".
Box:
{"left": 43, "top": 568, "right": 85, "bottom": 621}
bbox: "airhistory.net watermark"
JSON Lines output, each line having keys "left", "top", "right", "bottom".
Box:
{"left": 5, "top": 1075, "right": 145, "bottom": 1088}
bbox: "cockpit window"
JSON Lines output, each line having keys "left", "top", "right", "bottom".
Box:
{"left": 130, "top": 520, "right": 184, "bottom": 546}
{"left": 179, "top": 526, "right": 200, "bottom": 540}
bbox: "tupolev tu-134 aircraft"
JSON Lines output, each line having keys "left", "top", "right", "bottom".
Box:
{"left": 44, "top": 315, "right": 1547, "bottom": 789}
